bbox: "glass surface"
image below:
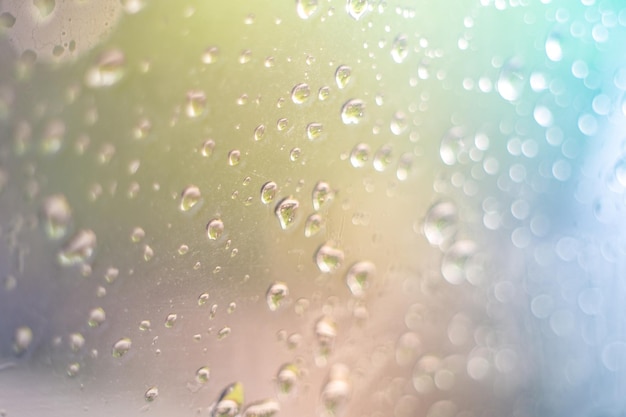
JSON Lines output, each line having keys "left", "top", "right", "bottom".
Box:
{"left": 0, "top": 1, "right": 625, "bottom": 416}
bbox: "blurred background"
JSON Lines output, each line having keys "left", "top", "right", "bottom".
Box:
{"left": 0, "top": 0, "right": 625, "bottom": 416}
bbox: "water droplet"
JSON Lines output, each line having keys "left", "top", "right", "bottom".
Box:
{"left": 289, "top": 148, "right": 301, "bottom": 162}
{"left": 13, "top": 326, "right": 33, "bottom": 355}
{"left": 185, "top": 90, "right": 207, "bottom": 118}
{"left": 242, "top": 399, "right": 280, "bottom": 417}
{"left": 545, "top": 32, "right": 563, "bottom": 62}
{"left": 391, "top": 34, "right": 408, "bottom": 63}
{"left": 228, "top": 150, "right": 241, "bottom": 166}
{"left": 85, "top": 49, "right": 125, "bottom": 88}
{"left": 315, "top": 243, "right": 344, "bottom": 273}
{"left": 390, "top": 111, "right": 408, "bottom": 135}
{"left": 345, "top": 261, "right": 376, "bottom": 297}
{"left": 373, "top": 145, "right": 392, "bottom": 171}
{"left": 335, "top": 65, "right": 352, "bottom": 89}
{"left": 441, "top": 240, "right": 477, "bottom": 285}
{"left": 40, "top": 119, "right": 65, "bottom": 154}
{"left": 312, "top": 181, "right": 335, "bottom": 210}
{"left": 277, "top": 118, "right": 289, "bottom": 131}
{"left": 217, "top": 327, "right": 231, "bottom": 340}
{"left": 266, "top": 282, "right": 289, "bottom": 311}
{"left": 130, "top": 227, "right": 145, "bottom": 243}
{"left": 315, "top": 315, "right": 337, "bottom": 360}
{"left": 121, "top": 0, "right": 145, "bottom": 14}
{"left": 207, "top": 218, "right": 225, "bottom": 240}
{"left": 180, "top": 185, "right": 202, "bottom": 212}
{"left": 145, "top": 386, "right": 159, "bottom": 402}
{"left": 341, "top": 99, "right": 365, "bottom": 124}
{"left": 68, "top": 333, "right": 85, "bottom": 352}
{"left": 143, "top": 244, "right": 154, "bottom": 261}
{"left": 201, "top": 139, "right": 216, "bottom": 157}
{"left": 306, "top": 122, "right": 324, "bottom": 140}
{"left": 346, "top": 0, "right": 369, "bottom": 20}
{"left": 318, "top": 86, "right": 330, "bottom": 101}
{"left": 296, "top": 0, "right": 319, "bottom": 19}
{"left": 0, "top": 12, "right": 16, "bottom": 29}
{"left": 260, "top": 181, "right": 277, "bottom": 204}
{"left": 275, "top": 197, "right": 299, "bottom": 230}
{"left": 58, "top": 229, "right": 97, "bottom": 266}
{"left": 321, "top": 364, "right": 351, "bottom": 413}
{"left": 202, "top": 46, "right": 220, "bottom": 64}
{"left": 497, "top": 57, "right": 524, "bottom": 102}
{"left": 423, "top": 201, "right": 458, "bottom": 247}
{"left": 88, "top": 307, "right": 106, "bottom": 327}
{"left": 304, "top": 214, "right": 324, "bottom": 237}
{"left": 211, "top": 382, "right": 244, "bottom": 417}
{"left": 33, "top": 0, "right": 56, "bottom": 17}
{"left": 112, "top": 337, "right": 132, "bottom": 358}
{"left": 276, "top": 363, "right": 300, "bottom": 395}
{"left": 66, "top": 362, "right": 80, "bottom": 377}
{"left": 254, "top": 124, "right": 266, "bottom": 141}
{"left": 350, "top": 143, "right": 370, "bottom": 168}
{"left": 196, "top": 366, "right": 211, "bottom": 383}
{"left": 41, "top": 194, "right": 71, "bottom": 239}
{"left": 291, "top": 83, "right": 311, "bottom": 104}
{"left": 139, "top": 320, "right": 151, "bottom": 331}
{"left": 164, "top": 313, "right": 177, "bottom": 328}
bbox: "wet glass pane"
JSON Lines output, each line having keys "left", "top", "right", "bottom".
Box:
{"left": 0, "top": 0, "right": 625, "bottom": 416}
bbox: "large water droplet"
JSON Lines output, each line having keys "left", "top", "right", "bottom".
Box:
{"left": 180, "top": 185, "right": 202, "bottom": 212}
{"left": 87, "top": 307, "right": 106, "bottom": 327}
{"left": 304, "top": 214, "right": 324, "bottom": 237}
{"left": 291, "top": 83, "right": 311, "bottom": 104}
{"left": 345, "top": 261, "right": 376, "bottom": 297}
{"left": 276, "top": 363, "right": 300, "bottom": 395}
{"left": 254, "top": 124, "right": 266, "bottom": 141}
{"left": 306, "top": 122, "right": 324, "bottom": 140}
{"left": 312, "top": 181, "right": 335, "bottom": 210}
{"left": 266, "top": 282, "right": 289, "bottom": 311}
{"left": 423, "top": 201, "right": 458, "bottom": 247}
{"left": 296, "top": 0, "right": 319, "bottom": 19}
{"left": 497, "top": 57, "right": 524, "bottom": 102}
{"left": 185, "top": 90, "right": 207, "bottom": 118}
{"left": 321, "top": 364, "right": 351, "bottom": 413}
{"left": 85, "top": 49, "right": 125, "bottom": 88}
{"left": 112, "top": 337, "right": 132, "bottom": 358}
{"left": 242, "top": 400, "right": 280, "bottom": 417}
{"left": 350, "top": 143, "right": 371, "bottom": 168}
{"left": 275, "top": 197, "right": 299, "bottom": 230}
{"left": 341, "top": 99, "right": 365, "bottom": 124}
{"left": 260, "top": 181, "right": 277, "bottom": 204}
{"left": 206, "top": 218, "right": 224, "bottom": 240}
{"left": 315, "top": 315, "right": 337, "bottom": 360}
{"left": 144, "top": 386, "right": 159, "bottom": 402}
{"left": 58, "top": 229, "right": 97, "bottom": 266}
{"left": 315, "top": 243, "right": 344, "bottom": 273}
{"left": 335, "top": 65, "right": 352, "bottom": 89}
{"left": 346, "top": 0, "right": 369, "bottom": 20}
{"left": 373, "top": 145, "right": 392, "bottom": 171}
{"left": 391, "top": 34, "right": 408, "bottom": 63}
{"left": 211, "top": 382, "right": 245, "bottom": 417}
{"left": 164, "top": 313, "right": 177, "bottom": 328}
{"left": 41, "top": 194, "right": 72, "bottom": 239}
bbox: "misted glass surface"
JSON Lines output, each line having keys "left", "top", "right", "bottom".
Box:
{"left": 0, "top": 0, "right": 625, "bottom": 416}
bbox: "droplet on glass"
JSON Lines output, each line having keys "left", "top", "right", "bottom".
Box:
{"left": 266, "top": 282, "right": 289, "bottom": 311}
{"left": 196, "top": 366, "right": 211, "bottom": 383}
{"left": 346, "top": 0, "right": 369, "bottom": 20}
{"left": 315, "top": 243, "right": 344, "bottom": 273}
{"left": 291, "top": 83, "right": 311, "bottom": 104}
{"left": 345, "top": 261, "right": 376, "bottom": 297}
{"left": 88, "top": 307, "right": 106, "bottom": 327}
{"left": 296, "top": 0, "right": 319, "bottom": 19}
{"left": 207, "top": 218, "right": 225, "bottom": 240}
{"left": 201, "top": 139, "right": 216, "bottom": 157}
{"left": 254, "top": 124, "right": 266, "bottom": 141}
{"left": 58, "top": 229, "right": 97, "bottom": 266}
{"left": 242, "top": 399, "right": 280, "bottom": 417}
{"left": 180, "top": 185, "right": 202, "bottom": 212}
{"left": 312, "top": 181, "right": 335, "bottom": 210}
{"left": 211, "top": 382, "right": 244, "bottom": 417}
{"left": 335, "top": 65, "right": 352, "bottom": 89}
{"left": 41, "top": 194, "right": 72, "bottom": 239}
{"left": 112, "top": 337, "right": 132, "bottom": 358}
{"left": 304, "top": 214, "right": 324, "bottom": 237}
{"left": 306, "top": 122, "right": 324, "bottom": 140}
{"left": 497, "top": 57, "right": 524, "bottom": 102}
{"left": 423, "top": 200, "right": 458, "bottom": 247}
{"left": 13, "top": 326, "right": 33, "bottom": 355}
{"left": 185, "top": 90, "right": 207, "bottom": 118}
{"left": 276, "top": 363, "right": 300, "bottom": 395}
{"left": 202, "top": 46, "right": 220, "bottom": 64}
{"left": 350, "top": 143, "right": 371, "bottom": 168}
{"left": 341, "top": 99, "right": 365, "bottom": 124}
{"left": 164, "top": 313, "right": 177, "bottom": 328}
{"left": 275, "top": 197, "right": 300, "bottom": 230}
{"left": 391, "top": 34, "right": 408, "bottom": 63}
{"left": 85, "top": 49, "right": 125, "bottom": 88}
{"left": 144, "top": 386, "right": 159, "bottom": 402}
{"left": 261, "top": 181, "right": 277, "bottom": 204}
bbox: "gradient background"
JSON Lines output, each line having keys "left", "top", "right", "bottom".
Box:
{"left": 0, "top": 0, "right": 624, "bottom": 416}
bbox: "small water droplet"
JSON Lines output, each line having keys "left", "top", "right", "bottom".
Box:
{"left": 145, "top": 386, "right": 159, "bottom": 402}
{"left": 143, "top": 244, "right": 154, "bottom": 261}
{"left": 185, "top": 90, "right": 207, "bottom": 118}
{"left": 41, "top": 194, "right": 72, "bottom": 239}
{"left": 201, "top": 139, "right": 216, "bottom": 157}
{"left": 68, "top": 333, "right": 85, "bottom": 352}
{"left": 350, "top": 143, "right": 371, "bottom": 168}
{"left": 196, "top": 366, "right": 211, "bottom": 383}
{"left": 254, "top": 124, "right": 266, "bottom": 141}
{"left": 390, "top": 111, "right": 408, "bottom": 135}
{"left": 276, "top": 363, "right": 300, "bottom": 395}
{"left": 423, "top": 200, "right": 458, "bottom": 247}
{"left": 207, "top": 218, "right": 225, "bottom": 240}
{"left": 497, "top": 57, "right": 524, "bottom": 102}
{"left": 346, "top": 0, "right": 369, "bottom": 20}
{"left": 112, "top": 337, "right": 132, "bottom": 358}
{"left": 260, "top": 181, "right": 277, "bottom": 204}
{"left": 85, "top": 49, "right": 125, "bottom": 88}
{"left": 217, "top": 327, "right": 231, "bottom": 340}
{"left": 315, "top": 243, "right": 344, "bottom": 273}
{"left": 13, "top": 326, "right": 33, "bottom": 355}
{"left": 180, "top": 185, "right": 202, "bottom": 212}
{"left": 275, "top": 197, "right": 300, "bottom": 230}
{"left": 312, "top": 181, "right": 335, "bottom": 210}
{"left": 139, "top": 320, "right": 151, "bottom": 331}
{"left": 345, "top": 261, "right": 376, "bottom": 297}
{"left": 341, "top": 99, "right": 365, "bottom": 124}
{"left": 306, "top": 123, "right": 324, "bottom": 140}
{"left": 315, "top": 316, "right": 337, "bottom": 359}
{"left": 335, "top": 65, "right": 352, "bottom": 89}
{"left": 296, "top": 0, "right": 319, "bottom": 19}
{"left": 130, "top": 227, "right": 145, "bottom": 243}
{"left": 304, "top": 214, "right": 324, "bottom": 237}
{"left": 289, "top": 148, "right": 301, "bottom": 162}
{"left": 66, "top": 362, "right": 80, "bottom": 377}
{"left": 291, "top": 83, "right": 311, "bottom": 104}
{"left": 441, "top": 240, "right": 477, "bottom": 285}
{"left": 318, "top": 86, "right": 330, "bottom": 101}
{"left": 391, "top": 34, "right": 408, "bottom": 63}
{"left": 373, "top": 145, "right": 392, "bottom": 171}
{"left": 164, "top": 313, "right": 177, "bottom": 328}
{"left": 228, "top": 150, "right": 241, "bottom": 166}
{"left": 266, "top": 282, "right": 289, "bottom": 311}
{"left": 88, "top": 307, "right": 106, "bottom": 327}
{"left": 58, "top": 229, "right": 97, "bottom": 266}
{"left": 202, "top": 46, "right": 220, "bottom": 64}
{"left": 277, "top": 118, "right": 289, "bottom": 131}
